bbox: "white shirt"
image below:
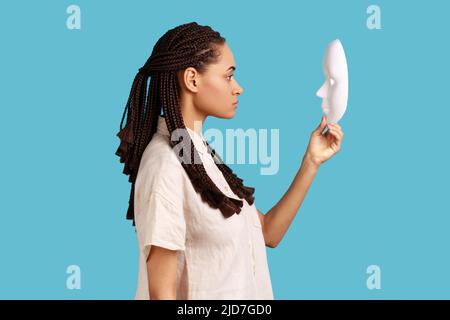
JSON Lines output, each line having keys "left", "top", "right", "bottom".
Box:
{"left": 133, "top": 115, "right": 274, "bottom": 300}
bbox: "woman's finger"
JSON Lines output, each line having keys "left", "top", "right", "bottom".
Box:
{"left": 329, "top": 123, "right": 343, "bottom": 131}
{"left": 329, "top": 123, "right": 342, "bottom": 133}
{"left": 329, "top": 126, "right": 344, "bottom": 140}
{"left": 332, "top": 123, "right": 342, "bottom": 130}
{"left": 329, "top": 129, "right": 342, "bottom": 150}
{"left": 328, "top": 127, "right": 342, "bottom": 141}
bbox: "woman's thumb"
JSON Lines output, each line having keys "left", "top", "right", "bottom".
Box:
{"left": 314, "top": 115, "right": 327, "bottom": 134}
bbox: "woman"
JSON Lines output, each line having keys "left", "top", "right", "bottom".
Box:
{"left": 115, "top": 22, "right": 344, "bottom": 300}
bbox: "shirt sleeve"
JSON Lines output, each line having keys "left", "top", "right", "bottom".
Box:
{"left": 137, "top": 190, "right": 186, "bottom": 260}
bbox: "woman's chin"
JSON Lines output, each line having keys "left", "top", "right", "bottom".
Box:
{"left": 215, "top": 109, "right": 237, "bottom": 119}
{"left": 226, "top": 110, "right": 237, "bottom": 119}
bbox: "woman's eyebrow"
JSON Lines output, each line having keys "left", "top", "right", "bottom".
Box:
{"left": 226, "top": 66, "right": 236, "bottom": 72}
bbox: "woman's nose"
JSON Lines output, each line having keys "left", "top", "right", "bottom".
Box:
{"left": 234, "top": 80, "right": 244, "bottom": 95}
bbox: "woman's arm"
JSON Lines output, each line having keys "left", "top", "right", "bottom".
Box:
{"left": 258, "top": 117, "right": 344, "bottom": 248}
{"left": 146, "top": 245, "right": 178, "bottom": 299}
{"left": 258, "top": 153, "right": 319, "bottom": 248}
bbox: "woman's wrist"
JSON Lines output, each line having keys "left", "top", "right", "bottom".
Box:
{"left": 302, "top": 152, "right": 321, "bottom": 171}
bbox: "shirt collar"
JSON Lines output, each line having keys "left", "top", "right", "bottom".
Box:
{"left": 156, "top": 115, "right": 208, "bottom": 155}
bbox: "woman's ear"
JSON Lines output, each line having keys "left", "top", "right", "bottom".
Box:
{"left": 181, "top": 67, "right": 199, "bottom": 93}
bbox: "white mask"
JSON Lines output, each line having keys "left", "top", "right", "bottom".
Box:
{"left": 316, "top": 39, "right": 348, "bottom": 124}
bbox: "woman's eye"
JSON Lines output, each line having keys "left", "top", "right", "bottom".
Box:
{"left": 227, "top": 74, "right": 234, "bottom": 81}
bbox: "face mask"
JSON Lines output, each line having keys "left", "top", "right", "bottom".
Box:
{"left": 316, "top": 39, "right": 348, "bottom": 124}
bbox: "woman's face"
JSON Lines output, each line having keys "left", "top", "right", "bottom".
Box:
{"left": 178, "top": 42, "right": 244, "bottom": 119}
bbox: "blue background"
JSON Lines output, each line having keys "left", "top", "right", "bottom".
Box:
{"left": 1, "top": 0, "right": 449, "bottom": 299}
